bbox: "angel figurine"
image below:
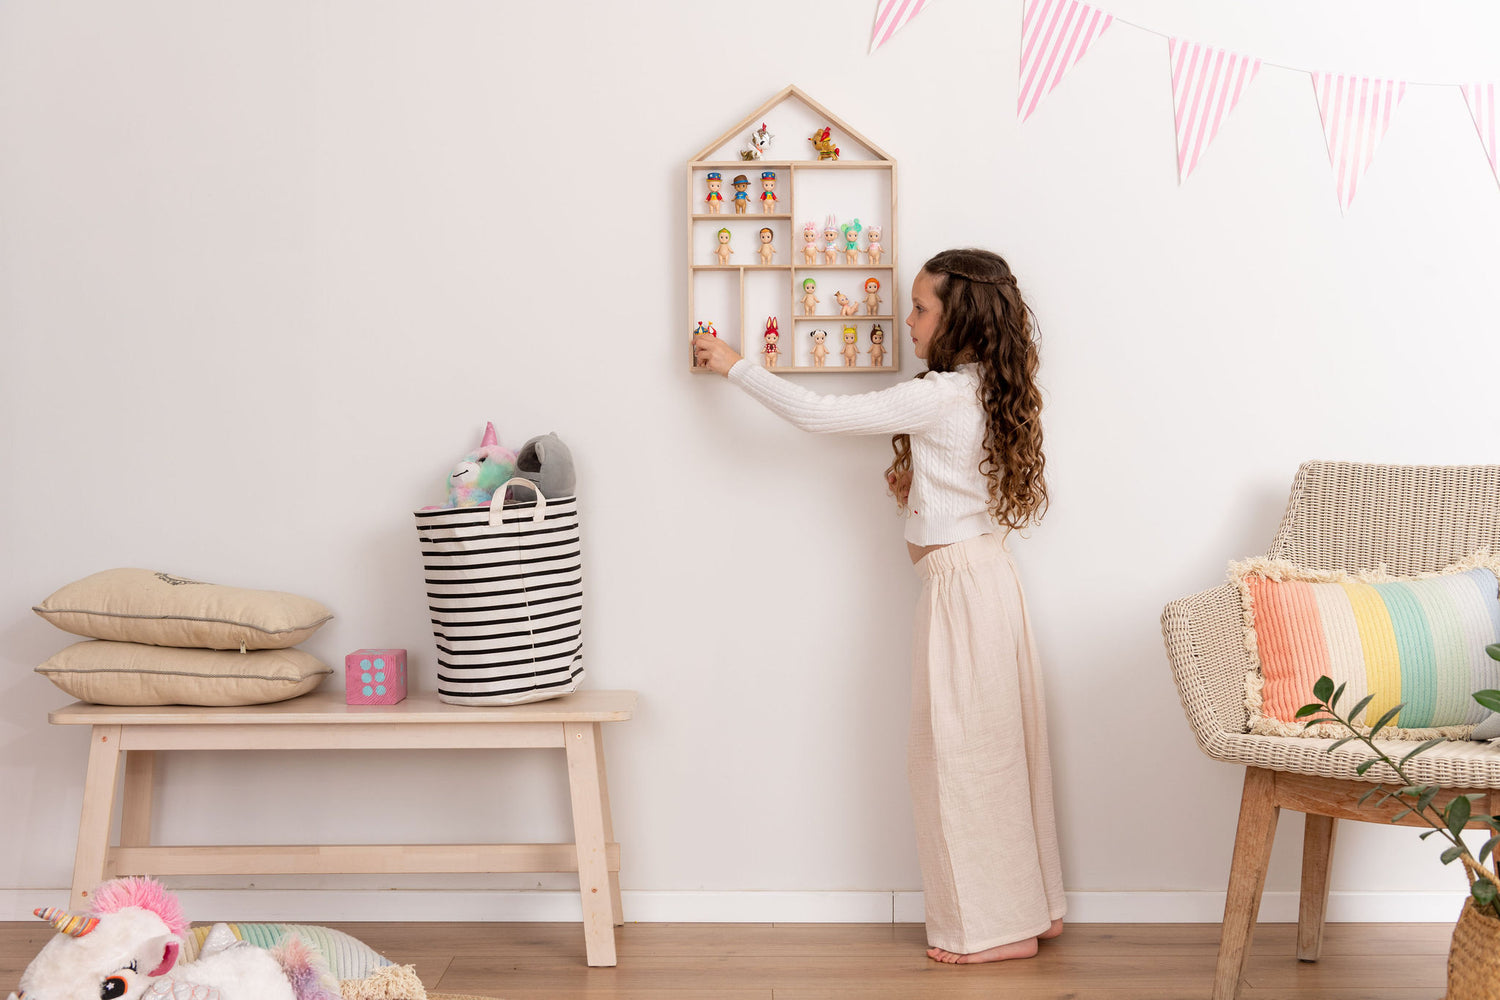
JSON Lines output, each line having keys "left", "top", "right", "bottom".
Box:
{"left": 758, "top": 227, "right": 776, "bottom": 265}
{"left": 801, "top": 278, "right": 820, "bottom": 315}
{"left": 841, "top": 325, "right": 860, "bottom": 367}
{"left": 868, "top": 325, "right": 887, "bottom": 367}
{"left": 834, "top": 290, "right": 857, "bottom": 316}
{"left": 822, "top": 215, "right": 839, "bottom": 265}
{"left": 801, "top": 221, "right": 819, "bottom": 264}
{"left": 809, "top": 328, "right": 831, "bottom": 368}
{"left": 865, "top": 224, "right": 884, "bottom": 265}
{"left": 714, "top": 228, "right": 734, "bottom": 265}
{"left": 763, "top": 317, "right": 780, "bottom": 368}
{"left": 863, "top": 277, "right": 882, "bottom": 316}
{"left": 703, "top": 171, "right": 723, "bottom": 214}
{"left": 841, "top": 219, "right": 862, "bottom": 265}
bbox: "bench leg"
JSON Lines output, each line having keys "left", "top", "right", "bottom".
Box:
{"left": 1297, "top": 813, "right": 1337, "bottom": 961}
{"left": 566, "top": 721, "right": 617, "bottom": 966}
{"left": 121, "top": 750, "right": 156, "bottom": 849}
{"left": 71, "top": 726, "right": 123, "bottom": 910}
{"left": 1214, "top": 767, "right": 1279, "bottom": 1000}
{"left": 590, "top": 724, "right": 624, "bottom": 926}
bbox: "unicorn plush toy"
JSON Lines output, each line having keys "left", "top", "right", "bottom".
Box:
{"left": 10, "top": 878, "right": 336, "bottom": 1000}
{"left": 444, "top": 422, "right": 518, "bottom": 507}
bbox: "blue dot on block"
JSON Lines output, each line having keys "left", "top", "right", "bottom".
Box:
{"left": 374, "top": 658, "right": 385, "bottom": 670}
{"left": 376, "top": 684, "right": 386, "bottom": 695}
{"left": 362, "top": 685, "right": 373, "bottom": 696}
{"left": 375, "top": 672, "right": 385, "bottom": 682}
{"left": 360, "top": 659, "right": 372, "bottom": 670}
{"left": 362, "top": 672, "right": 371, "bottom": 683}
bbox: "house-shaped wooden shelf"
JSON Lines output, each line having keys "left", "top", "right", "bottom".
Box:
{"left": 687, "top": 85, "right": 899, "bottom": 374}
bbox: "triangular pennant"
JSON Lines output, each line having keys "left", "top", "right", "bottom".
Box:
{"left": 1311, "top": 73, "right": 1407, "bottom": 213}
{"left": 870, "top": 0, "right": 934, "bottom": 54}
{"left": 1017, "top": 0, "right": 1113, "bottom": 122}
{"left": 1461, "top": 83, "right": 1500, "bottom": 189}
{"left": 1168, "top": 39, "right": 1262, "bottom": 182}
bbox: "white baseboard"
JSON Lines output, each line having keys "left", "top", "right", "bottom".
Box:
{"left": 0, "top": 888, "right": 1471, "bottom": 924}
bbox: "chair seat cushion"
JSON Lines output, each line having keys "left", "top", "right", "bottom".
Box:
{"left": 1202, "top": 728, "right": 1500, "bottom": 787}
{"left": 1232, "top": 555, "right": 1500, "bottom": 739}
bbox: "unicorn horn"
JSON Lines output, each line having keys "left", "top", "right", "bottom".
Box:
{"left": 34, "top": 906, "right": 98, "bottom": 937}
{"left": 481, "top": 422, "right": 498, "bottom": 448}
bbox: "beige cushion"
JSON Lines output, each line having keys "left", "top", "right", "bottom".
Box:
{"left": 36, "top": 641, "right": 331, "bottom": 706}
{"left": 33, "top": 568, "right": 333, "bottom": 650}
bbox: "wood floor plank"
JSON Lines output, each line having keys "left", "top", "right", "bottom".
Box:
{"left": 0, "top": 920, "right": 1457, "bottom": 1000}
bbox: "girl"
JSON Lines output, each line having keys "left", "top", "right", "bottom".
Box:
{"left": 693, "top": 248, "right": 1064, "bottom": 965}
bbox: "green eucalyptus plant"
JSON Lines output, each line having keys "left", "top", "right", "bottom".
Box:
{"left": 1297, "top": 646, "right": 1500, "bottom": 921}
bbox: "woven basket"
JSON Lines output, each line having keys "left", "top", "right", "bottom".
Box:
{"left": 1447, "top": 899, "right": 1500, "bottom": 1000}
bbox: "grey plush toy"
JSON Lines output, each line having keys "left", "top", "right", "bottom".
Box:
{"left": 508, "top": 432, "right": 576, "bottom": 501}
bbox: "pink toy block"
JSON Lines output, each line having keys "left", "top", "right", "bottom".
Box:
{"left": 344, "top": 648, "right": 407, "bottom": 705}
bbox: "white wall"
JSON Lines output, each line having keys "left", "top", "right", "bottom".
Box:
{"left": 4, "top": 0, "right": 1500, "bottom": 922}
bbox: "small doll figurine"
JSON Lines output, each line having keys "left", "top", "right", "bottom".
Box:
{"left": 714, "top": 227, "right": 734, "bottom": 265}
{"left": 865, "top": 224, "right": 883, "bottom": 265}
{"left": 759, "top": 170, "right": 778, "bottom": 214}
{"left": 763, "top": 316, "right": 780, "bottom": 368}
{"left": 809, "top": 126, "right": 840, "bottom": 160}
{"left": 822, "top": 215, "right": 839, "bottom": 265}
{"left": 732, "top": 174, "right": 751, "bottom": 214}
{"left": 758, "top": 227, "right": 776, "bottom": 265}
{"left": 801, "top": 221, "right": 819, "bottom": 264}
{"left": 841, "top": 325, "right": 860, "bottom": 367}
{"left": 703, "top": 171, "right": 723, "bottom": 214}
{"left": 841, "top": 219, "right": 862, "bottom": 264}
{"left": 741, "top": 122, "right": 774, "bottom": 160}
{"left": 809, "top": 328, "right": 831, "bottom": 367}
{"left": 834, "top": 290, "right": 857, "bottom": 316}
{"left": 868, "top": 325, "right": 886, "bottom": 367}
{"left": 692, "top": 320, "right": 717, "bottom": 367}
{"left": 863, "top": 277, "right": 882, "bottom": 315}
{"left": 801, "top": 278, "right": 820, "bottom": 315}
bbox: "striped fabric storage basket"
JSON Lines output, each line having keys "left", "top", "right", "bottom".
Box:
{"left": 413, "top": 479, "right": 584, "bottom": 706}
{"left": 1232, "top": 555, "right": 1500, "bottom": 739}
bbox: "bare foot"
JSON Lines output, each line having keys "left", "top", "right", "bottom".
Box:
{"left": 926, "top": 937, "right": 1038, "bottom": 964}
{"left": 1039, "top": 918, "right": 1064, "bottom": 941}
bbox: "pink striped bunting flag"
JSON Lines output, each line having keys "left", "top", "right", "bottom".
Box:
{"left": 870, "top": 0, "right": 933, "bottom": 54}
{"left": 1462, "top": 84, "right": 1500, "bottom": 188}
{"left": 1168, "top": 39, "right": 1261, "bottom": 182}
{"left": 1312, "top": 73, "right": 1407, "bottom": 213}
{"left": 1017, "top": 0, "right": 1113, "bottom": 123}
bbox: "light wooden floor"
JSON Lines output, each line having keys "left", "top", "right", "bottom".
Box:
{"left": 0, "top": 920, "right": 1457, "bottom": 999}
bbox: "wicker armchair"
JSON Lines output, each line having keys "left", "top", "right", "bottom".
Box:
{"left": 1161, "top": 461, "right": 1500, "bottom": 1000}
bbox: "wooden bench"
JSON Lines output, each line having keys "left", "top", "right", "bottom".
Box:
{"left": 49, "top": 689, "right": 636, "bottom": 967}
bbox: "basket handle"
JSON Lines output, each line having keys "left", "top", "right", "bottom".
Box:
{"left": 488, "top": 477, "right": 548, "bottom": 528}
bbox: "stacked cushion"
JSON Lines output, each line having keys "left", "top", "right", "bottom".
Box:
{"left": 1232, "top": 554, "right": 1500, "bottom": 740}
{"left": 34, "top": 569, "right": 333, "bottom": 706}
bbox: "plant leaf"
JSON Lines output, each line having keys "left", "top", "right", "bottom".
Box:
{"left": 1331, "top": 681, "right": 1347, "bottom": 709}
{"left": 1420, "top": 829, "right": 1438, "bottom": 839}
{"left": 1314, "top": 676, "right": 1334, "bottom": 704}
{"left": 1370, "top": 704, "right": 1404, "bottom": 737}
{"left": 1442, "top": 845, "right": 1465, "bottom": 864}
{"left": 1356, "top": 760, "right": 1376, "bottom": 776}
{"left": 1347, "top": 693, "right": 1376, "bottom": 725}
{"left": 1480, "top": 835, "right": 1500, "bottom": 866}
{"left": 1417, "top": 787, "right": 1440, "bottom": 813}
{"left": 1486, "top": 643, "right": 1500, "bottom": 663}
{"left": 1392, "top": 808, "right": 1413, "bottom": 822}
{"left": 1447, "top": 795, "right": 1473, "bottom": 837}
{"left": 1474, "top": 690, "right": 1500, "bottom": 713}
{"left": 1399, "top": 739, "right": 1446, "bottom": 766}
{"left": 1358, "top": 788, "right": 1379, "bottom": 806}
{"left": 1473, "top": 879, "right": 1499, "bottom": 907}
{"left": 1295, "top": 704, "right": 1322, "bottom": 719}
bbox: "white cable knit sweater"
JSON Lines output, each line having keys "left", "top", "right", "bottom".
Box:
{"left": 727, "top": 359, "right": 997, "bottom": 545}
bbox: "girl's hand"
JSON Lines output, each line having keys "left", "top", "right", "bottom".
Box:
{"left": 886, "top": 468, "right": 912, "bottom": 507}
{"left": 694, "top": 335, "right": 741, "bottom": 376}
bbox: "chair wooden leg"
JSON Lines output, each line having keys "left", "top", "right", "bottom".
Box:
{"left": 1297, "top": 813, "right": 1337, "bottom": 961}
{"left": 566, "top": 722, "right": 617, "bottom": 967}
{"left": 71, "top": 726, "right": 123, "bottom": 910}
{"left": 1214, "top": 767, "right": 1280, "bottom": 1000}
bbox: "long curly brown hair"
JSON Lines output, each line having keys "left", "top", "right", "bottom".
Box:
{"left": 885, "top": 248, "right": 1048, "bottom": 532}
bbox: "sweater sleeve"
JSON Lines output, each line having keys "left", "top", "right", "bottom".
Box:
{"left": 726, "top": 359, "right": 953, "bottom": 435}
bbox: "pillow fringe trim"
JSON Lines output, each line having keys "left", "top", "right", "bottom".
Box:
{"left": 1228, "top": 550, "right": 1500, "bottom": 741}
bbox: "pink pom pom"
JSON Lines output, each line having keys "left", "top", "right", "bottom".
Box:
{"left": 88, "top": 877, "right": 188, "bottom": 937}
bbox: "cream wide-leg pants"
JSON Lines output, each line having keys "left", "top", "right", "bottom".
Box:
{"left": 908, "top": 531, "right": 1066, "bottom": 953}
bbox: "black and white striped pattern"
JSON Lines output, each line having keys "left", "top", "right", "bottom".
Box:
{"left": 414, "top": 492, "right": 583, "bottom": 705}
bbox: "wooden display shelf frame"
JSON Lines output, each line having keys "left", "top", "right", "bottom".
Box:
{"left": 687, "top": 85, "right": 899, "bottom": 375}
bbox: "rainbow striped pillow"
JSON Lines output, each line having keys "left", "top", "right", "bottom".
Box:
{"left": 1232, "top": 556, "right": 1500, "bottom": 738}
